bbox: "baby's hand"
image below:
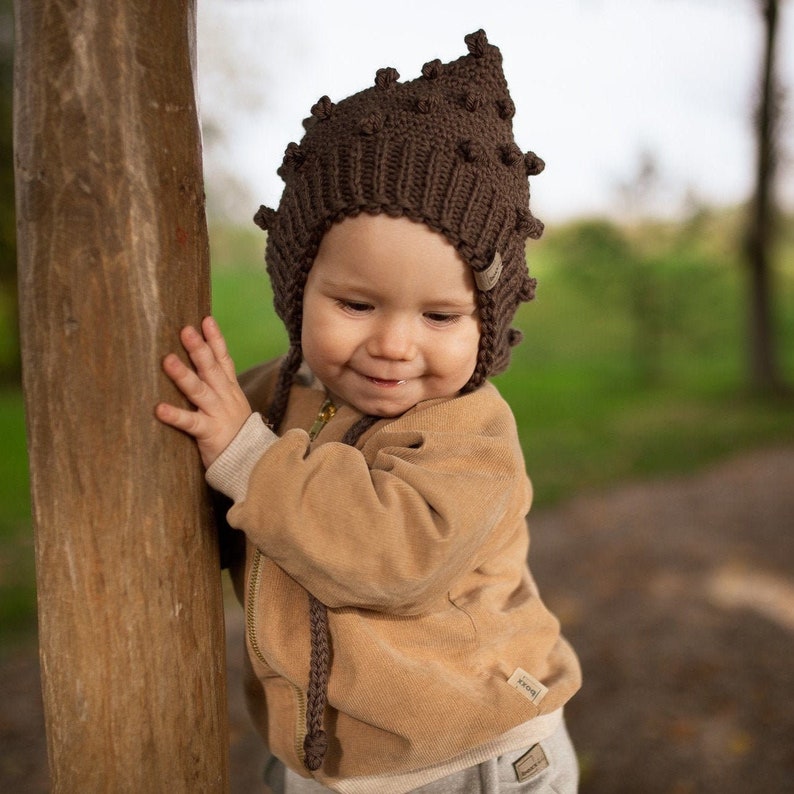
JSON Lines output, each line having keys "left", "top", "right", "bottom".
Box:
{"left": 156, "top": 316, "right": 252, "bottom": 468}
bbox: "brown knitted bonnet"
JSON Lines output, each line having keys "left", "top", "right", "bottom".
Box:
{"left": 254, "top": 29, "right": 544, "bottom": 407}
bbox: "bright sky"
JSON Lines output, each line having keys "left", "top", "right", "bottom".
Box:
{"left": 197, "top": 0, "right": 794, "bottom": 223}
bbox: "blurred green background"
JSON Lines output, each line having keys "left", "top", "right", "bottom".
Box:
{"left": 2, "top": 213, "right": 792, "bottom": 648}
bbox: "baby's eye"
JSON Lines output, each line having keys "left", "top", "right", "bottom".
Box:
{"left": 337, "top": 299, "right": 372, "bottom": 314}
{"left": 424, "top": 312, "right": 461, "bottom": 326}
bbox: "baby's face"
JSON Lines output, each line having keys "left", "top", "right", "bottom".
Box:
{"left": 301, "top": 214, "right": 481, "bottom": 417}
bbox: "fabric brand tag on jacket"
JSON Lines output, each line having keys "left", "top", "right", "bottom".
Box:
{"left": 507, "top": 667, "right": 548, "bottom": 706}
{"left": 513, "top": 743, "right": 549, "bottom": 782}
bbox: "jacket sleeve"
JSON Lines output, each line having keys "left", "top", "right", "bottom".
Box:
{"left": 224, "top": 392, "right": 532, "bottom": 614}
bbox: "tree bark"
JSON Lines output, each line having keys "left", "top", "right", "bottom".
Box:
{"left": 14, "top": 1, "right": 230, "bottom": 790}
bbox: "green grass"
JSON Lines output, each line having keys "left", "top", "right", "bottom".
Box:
{"left": 2, "top": 213, "right": 792, "bottom": 645}
{"left": 494, "top": 218, "right": 794, "bottom": 500}
{"left": 0, "top": 388, "right": 35, "bottom": 645}
{"left": 210, "top": 273, "right": 287, "bottom": 372}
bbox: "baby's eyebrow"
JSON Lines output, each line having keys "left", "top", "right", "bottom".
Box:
{"left": 316, "top": 276, "right": 372, "bottom": 295}
{"left": 428, "top": 304, "right": 478, "bottom": 313}
{"left": 317, "top": 276, "right": 357, "bottom": 288}
{"left": 423, "top": 295, "right": 478, "bottom": 310}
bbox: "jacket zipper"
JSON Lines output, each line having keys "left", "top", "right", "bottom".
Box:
{"left": 246, "top": 551, "right": 309, "bottom": 766}
{"left": 308, "top": 397, "right": 336, "bottom": 440}
{"left": 245, "top": 550, "right": 268, "bottom": 668}
{"left": 245, "top": 395, "right": 336, "bottom": 768}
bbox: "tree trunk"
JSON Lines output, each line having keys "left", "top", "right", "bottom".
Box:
{"left": 13, "top": 1, "right": 230, "bottom": 790}
{"left": 745, "top": 0, "right": 783, "bottom": 393}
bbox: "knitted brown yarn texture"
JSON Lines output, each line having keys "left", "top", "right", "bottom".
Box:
{"left": 254, "top": 28, "right": 545, "bottom": 392}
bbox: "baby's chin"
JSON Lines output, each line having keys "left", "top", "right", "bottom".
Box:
{"left": 349, "top": 401, "right": 413, "bottom": 419}
{"left": 341, "top": 392, "right": 418, "bottom": 419}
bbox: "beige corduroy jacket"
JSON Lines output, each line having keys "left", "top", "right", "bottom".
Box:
{"left": 208, "top": 358, "right": 581, "bottom": 793}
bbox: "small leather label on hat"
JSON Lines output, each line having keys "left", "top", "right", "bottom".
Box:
{"left": 507, "top": 667, "right": 548, "bottom": 706}
{"left": 474, "top": 251, "right": 503, "bottom": 291}
{"left": 513, "top": 743, "right": 549, "bottom": 782}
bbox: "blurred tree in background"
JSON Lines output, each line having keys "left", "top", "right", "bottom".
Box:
{"left": 744, "top": 0, "right": 787, "bottom": 394}
{"left": 540, "top": 210, "right": 736, "bottom": 389}
{"left": 0, "top": 0, "right": 18, "bottom": 384}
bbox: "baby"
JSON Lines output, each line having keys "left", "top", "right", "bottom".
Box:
{"left": 158, "top": 29, "right": 581, "bottom": 794}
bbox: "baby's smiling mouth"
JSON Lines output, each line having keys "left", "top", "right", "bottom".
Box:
{"left": 366, "top": 376, "right": 407, "bottom": 387}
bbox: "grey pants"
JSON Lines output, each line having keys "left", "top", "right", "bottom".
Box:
{"left": 265, "top": 718, "right": 579, "bottom": 793}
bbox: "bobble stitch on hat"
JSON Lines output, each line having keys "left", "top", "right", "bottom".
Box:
{"left": 520, "top": 276, "right": 538, "bottom": 302}
{"left": 277, "top": 142, "right": 306, "bottom": 178}
{"left": 421, "top": 59, "right": 442, "bottom": 80}
{"left": 464, "top": 91, "right": 484, "bottom": 112}
{"left": 311, "top": 95, "right": 336, "bottom": 121}
{"left": 514, "top": 208, "right": 534, "bottom": 236}
{"left": 464, "top": 29, "right": 489, "bottom": 57}
{"left": 524, "top": 151, "right": 546, "bottom": 176}
{"left": 500, "top": 142, "right": 524, "bottom": 167}
{"left": 375, "top": 67, "right": 400, "bottom": 89}
{"left": 458, "top": 139, "right": 483, "bottom": 163}
{"left": 515, "top": 208, "right": 545, "bottom": 240}
{"left": 253, "top": 205, "right": 276, "bottom": 231}
{"left": 497, "top": 98, "right": 515, "bottom": 120}
{"left": 359, "top": 111, "right": 385, "bottom": 135}
{"left": 416, "top": 94, "right": 440, "bottom": 114}
{"left": 526, "top": 216, "right": 545, "bottom": 240}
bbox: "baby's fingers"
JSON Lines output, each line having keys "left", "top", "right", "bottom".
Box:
{"left": 161, "top": 351, "right": 215, "bottom": 410}
{"left": 154, "top": 400, "right": 206, "bottom": 437}
{"left": 200, "top": 317, "right": 237, "bottom": 381}
{"left": 179, "top": 323, "right": 235, "bottom": 391}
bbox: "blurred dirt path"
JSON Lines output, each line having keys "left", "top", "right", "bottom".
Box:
{"left": 533, "top": 444, "right": 794, "bottom": 794}
{"left": 3, "top": 445, "right": 793, "bottom": 793}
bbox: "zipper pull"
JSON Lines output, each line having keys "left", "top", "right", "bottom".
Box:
{"left": 308, "top": 398, "right": 337, "bottom": 441}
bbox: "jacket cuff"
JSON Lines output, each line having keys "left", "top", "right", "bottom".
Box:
{"left": 205, "top": 413, "right": 276, "bottom": 504}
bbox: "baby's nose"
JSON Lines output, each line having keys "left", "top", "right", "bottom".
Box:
{"left": 367, "top": 316, "right": 416, "bottom": 361}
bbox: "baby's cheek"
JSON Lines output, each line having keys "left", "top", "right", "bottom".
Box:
{"left": 443, "top": 335, "right": 480, "bottom": 384}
